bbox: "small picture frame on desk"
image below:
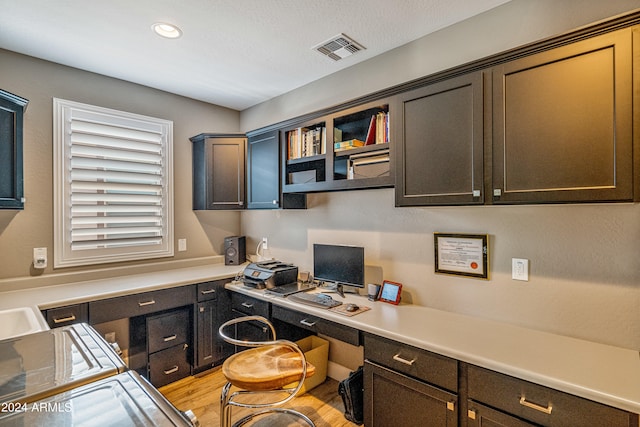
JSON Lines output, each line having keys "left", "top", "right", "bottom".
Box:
{"left": 379, "top": 280, "right": 402, "bottom": 305}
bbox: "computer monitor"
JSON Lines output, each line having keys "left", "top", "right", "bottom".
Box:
{"left": 313, "top": 243, "right": 364, "bottom": 298}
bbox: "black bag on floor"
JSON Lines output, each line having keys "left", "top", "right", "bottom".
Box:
{"left": 338, "top": 366, "right": 364, "bottom": 425}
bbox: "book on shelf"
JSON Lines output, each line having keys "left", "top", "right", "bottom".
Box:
{"left": 365, "top": 115, "right": 376, "bottom": 145}
{"left": 375, "top": 111, "right": 389, "bottom": 144}
{"left": 288, "top": 126, "right": 325, "bottom": 160}
{"left": 334, "top": 139, "right": 365, "bottom": 151}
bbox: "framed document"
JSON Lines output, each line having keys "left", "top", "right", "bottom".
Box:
{"left": 434, "top": 233, "right": 489, "bottom": 279}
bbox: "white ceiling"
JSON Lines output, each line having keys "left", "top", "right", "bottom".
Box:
{"left": 0, "top": 0, "right": 511, "bottom": 111}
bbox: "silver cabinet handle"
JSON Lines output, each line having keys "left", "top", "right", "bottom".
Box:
{"left": 164, "top": 366, "right": 179, "bottom": 375}
{"left": 200, "top": 289, "right": 216, "bottom": 294}
{"left": 392, "top": 353, "right": 416, "bottom": 366}
{"left": 163, "top": 335, "right": 177, "bottom": 342}
{"left": 300, "top": 319, "right": 317, "bottom": 327}
{"left": 53, "top": 315, "right": 76, "bottom": 324}
{"left": 241, "top": 302, "right": 254, "bottom": 308}
{"left": 138, "top": 300, "right": 156, "bottom": 307}
{"left": 519, "top": 396, "right": 552, "bottom": 414}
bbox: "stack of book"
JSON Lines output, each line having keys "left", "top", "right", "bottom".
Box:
{"left": 287, "top": 126, "right": 325, "bottom": 160}
{"left": 334, "top": 139, "right": 365, "bottom": 151}
{"left": 365, "top": 111, "right": 390, "bottom": 145}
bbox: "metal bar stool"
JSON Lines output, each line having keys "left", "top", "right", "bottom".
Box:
{"left": 218, "top": 315, "right": 316, "bottom": 427}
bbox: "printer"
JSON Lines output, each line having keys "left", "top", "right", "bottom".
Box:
{"left": 243, "top": 260, "right": 298, "bottom": 289}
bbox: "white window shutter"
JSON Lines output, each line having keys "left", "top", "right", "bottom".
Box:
{"left": 53, "top": 99, "right": 174, "bottom": 267}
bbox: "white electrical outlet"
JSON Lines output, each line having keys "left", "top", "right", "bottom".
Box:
{"left": 512, "top": 258, "right": 529, "bottom": 281}
{"left": 178, "top": 238, "right": 187, "bottom": 251}
{"left": 33, "top": 247, "right": 47, "bottom": 269}
{"left": 262, "top": 237, "right": 268, "bottom": 250}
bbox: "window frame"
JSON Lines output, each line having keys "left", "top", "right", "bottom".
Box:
{"left": 53, "top": 98, "right": 174, "bottom": 268}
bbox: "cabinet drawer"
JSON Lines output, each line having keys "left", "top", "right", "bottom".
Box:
{"left": 89, "top": 285, "right": 195, "bottom": 324}
{"left": 148, "top": 344, "right": 190, "bottom": 388}
{"left": 467, "top": 365, "right": 636, "bottom": 427}
{"left": 196, "top": 279, "right": 226, "bottom": 302}
{"left": 44, "top": 303, "right": 88, "bottom": 328}
{"left": 231, "top": 293, "right": 269, "bottom": 318}
{"left": 147, "top": 309, "right": 190, "bottom": 354}
{"left": 271, "top": 305, "right": 360, "bottom": 346}
{"left": 364, "top": 333, "right": 457, "bottom": 392}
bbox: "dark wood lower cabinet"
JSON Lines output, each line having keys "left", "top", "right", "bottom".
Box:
{"left": 364, "top": 361, "right": 458, "bottom": 427}
{"left": 467, "top": 401, "right": 536, "bottom": 427}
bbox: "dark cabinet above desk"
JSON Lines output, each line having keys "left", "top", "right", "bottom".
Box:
{"left": 395, "top": 72, "right": 484, "bottom": 206}
{"left": 246, "top": 129, "right": 306, "bottom": 210}
{"left": 491, "top": 27, "right": 633, "bottom": 204}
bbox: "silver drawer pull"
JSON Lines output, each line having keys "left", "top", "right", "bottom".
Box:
{"left": 392, "top": 353, "right": 416, "bottom": 366}
{"left": 201, "top": 289, "right": 216, "bottom": 294}
{"left": 241, "top": 302, "right": 254, "bottom": 308}
{"left": 164, "top": 366, "right": 179, "bottom": 375}
{"left": 163, "top": 335, "right": 177, "bottom": 342}
{"left": 53, "top": 315, "right": 76, "bottom": 324}
{"left": 519, "top": 396, "right": 552, "bottom": 414}
{"left": 300, "top": 319, "right": 317, "bottom": 327}
{"left": 138, "top": 300, "right": 156, "bottom": 307}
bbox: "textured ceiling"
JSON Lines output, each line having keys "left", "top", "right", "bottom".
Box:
{"left": 0, "top": 0, "right": 511, "bottom": 110}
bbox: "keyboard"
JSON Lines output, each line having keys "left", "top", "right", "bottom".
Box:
{"left": 288, "top": 292, "right": 343, "bottom": 309}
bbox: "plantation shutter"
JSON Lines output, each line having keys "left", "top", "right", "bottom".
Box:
{"left": 54, "top": 99, "right": 173, "bottom": 267}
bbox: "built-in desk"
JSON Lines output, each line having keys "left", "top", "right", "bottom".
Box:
{"left": 225, "top": 282, "right": 640, "bottom": 425}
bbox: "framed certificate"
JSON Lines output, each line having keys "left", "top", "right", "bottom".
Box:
{"left": 434, "top": 233, "right": 489, "bottom": 279}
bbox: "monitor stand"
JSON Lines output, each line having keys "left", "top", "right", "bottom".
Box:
{"left": 319, "top": 282, "right": 359, "bottom": 298}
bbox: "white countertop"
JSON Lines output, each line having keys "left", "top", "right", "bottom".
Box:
{"left": 0, "top": 263, "right": 244, "bottom": 331}
{"left": 1, "top": 264, "right": 638, "bottom": 414}
{"left": 227, "top": 282, "right": 640, "bottom": 414}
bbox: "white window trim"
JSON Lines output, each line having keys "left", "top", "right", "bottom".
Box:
{"left": 53, "top": 98, "right": 174, "bottom": 268}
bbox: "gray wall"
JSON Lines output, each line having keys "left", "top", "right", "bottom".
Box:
{"left": 240, "top": 0, "right": 640, "bottom": 350}
{"left": 0, "top": 49, "right": 242, "bottom": 287}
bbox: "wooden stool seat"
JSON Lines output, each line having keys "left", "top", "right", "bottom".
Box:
{"left": 222, "top": 343, "right": 316, "bottom": 391}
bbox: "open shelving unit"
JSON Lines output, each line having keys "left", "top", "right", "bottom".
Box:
{"left": 281, "top": 99, "right": 394, "bottom": 194}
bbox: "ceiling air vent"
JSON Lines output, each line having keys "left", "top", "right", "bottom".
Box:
{"left": 313, "top": 33, "right": 365, "bottom": 61}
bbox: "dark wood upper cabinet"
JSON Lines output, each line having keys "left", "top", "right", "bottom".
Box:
{"left": 0, "top": 90, "right": 28, "bottom": 209}
{"left": 247, "top": 130, "right": 280, "bottom": 209}
{"left": 395, "top": 72, "right": 485, "bottom": 206}
{"left": 491, "top": 28, "right": 633, "bottom": 204}
{"left": 191, "top": 134, "right": 246, "bottom": 210}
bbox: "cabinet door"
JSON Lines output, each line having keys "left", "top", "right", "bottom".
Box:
{"left": 195, "top": 300, "right": 217, "bottom": 369}
{"left": 247, "top": 130, "right": 280, "bottom": 209}
{"left": 395, "top": 72, "right": 484, "bottom": 206}
{"left": 467, "top": 400, "right": 536, "bottom": 427}
{"left": 0, "top": 90, "right": 28, "bottom": 209}
{"left": 492, "top": 28, "right": 633, "bottom": 204}
{"left": 364, "top": 361, "right": 458, "bottom": 427}
{"left": 192, "top": 135, "right": 246, "bottom": 210}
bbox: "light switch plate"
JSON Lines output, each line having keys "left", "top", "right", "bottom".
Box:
{"left": 178, "top": 238, "right": 187, "bottom": 252}
{"left": 512, "top": 258, "right": 529, "bottom": 281}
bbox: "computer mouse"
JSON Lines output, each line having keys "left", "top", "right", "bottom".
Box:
{"left": 345, "top": 303, "right": 359, "bottom": 312}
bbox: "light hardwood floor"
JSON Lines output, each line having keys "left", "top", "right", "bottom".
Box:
{"left": 159, "top": 367, "right": 360, "bottom": 427}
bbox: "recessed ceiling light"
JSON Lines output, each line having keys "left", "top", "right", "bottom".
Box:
{"left": 152, "top": 22, "right": 182, "bottom": 39}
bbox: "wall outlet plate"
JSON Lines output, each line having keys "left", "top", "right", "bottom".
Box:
{"left": 33, "top": 247, "right": 47, "bottom": 269}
